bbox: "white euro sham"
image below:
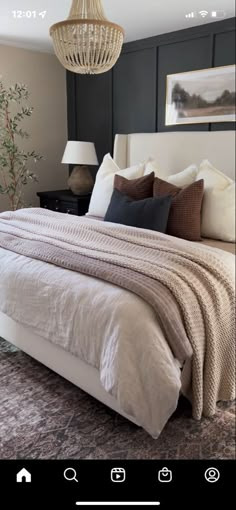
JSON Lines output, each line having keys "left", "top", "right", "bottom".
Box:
{"left": 88, "top": 154, "right": 145, "bottom": 218}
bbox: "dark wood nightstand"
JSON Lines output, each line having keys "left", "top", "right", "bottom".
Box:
{"left": 37, "top": 190, "right": 91, "bottom": 216}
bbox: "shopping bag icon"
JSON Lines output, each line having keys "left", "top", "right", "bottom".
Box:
{"left": 158, "top": 467, "right": 172, "bottom": 483}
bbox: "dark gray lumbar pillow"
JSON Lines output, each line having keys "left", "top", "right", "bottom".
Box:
{"left": 104, "top": 188, "right": 172, "bottom": 233}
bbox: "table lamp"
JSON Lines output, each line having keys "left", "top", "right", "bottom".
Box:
{"left": 62, "top": 141, "right": 98, "bottom": 195}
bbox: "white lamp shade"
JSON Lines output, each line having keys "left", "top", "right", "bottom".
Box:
{"left": 62, "top": 141, "right": 98, "bottom": 165}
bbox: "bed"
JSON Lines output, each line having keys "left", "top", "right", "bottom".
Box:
{"left": 0, "top": 131, "right": 235, "bottom": 438}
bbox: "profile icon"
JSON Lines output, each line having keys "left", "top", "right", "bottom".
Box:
{"left": 204, "top": 467, "right": 220, "bottom": 483}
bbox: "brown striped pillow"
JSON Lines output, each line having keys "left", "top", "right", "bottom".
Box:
{"left": 153, "top": 178, "right": 204, "bottom": 241}
{"left": 114, "top": 172, "right": 154, "bottom": 200}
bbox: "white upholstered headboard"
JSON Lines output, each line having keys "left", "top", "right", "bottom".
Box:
{"left": 113, "top": 132, "right": 235, "bottom": 180}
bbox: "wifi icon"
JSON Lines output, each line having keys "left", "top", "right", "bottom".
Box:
{"left": 199, "top": 10, "right": 209, "bottom": 17}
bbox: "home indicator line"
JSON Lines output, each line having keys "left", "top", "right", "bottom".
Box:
{"left": 75, "top": 503, "right": 160, "bottom": 506}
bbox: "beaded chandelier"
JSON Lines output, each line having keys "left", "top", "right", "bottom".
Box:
{"left": 50, "top": 0, "right": 124, "bottom": 75}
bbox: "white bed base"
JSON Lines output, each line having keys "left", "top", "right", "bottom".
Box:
{"left": 0, "top": 310, "right": 138, "bottom": 425}
{"left": 1, "top": 130, "right": 235, "bottom": 426}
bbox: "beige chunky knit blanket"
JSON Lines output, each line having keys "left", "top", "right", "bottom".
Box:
{"left": 0, "top": 208, "right": 235, "bottom": 420}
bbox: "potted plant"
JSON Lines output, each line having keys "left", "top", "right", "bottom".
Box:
{"left": 0, "top": 80, "right": 42, "bottom": 210}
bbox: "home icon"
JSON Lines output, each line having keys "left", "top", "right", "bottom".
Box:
{"left": 16, "top": 468, "right": 31, "bottom": 483}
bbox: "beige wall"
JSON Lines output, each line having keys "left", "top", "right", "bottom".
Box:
{"left": 0, "top": 44, "right": 68, "bottom": 212}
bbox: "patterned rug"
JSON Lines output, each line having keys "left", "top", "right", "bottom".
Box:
{"left": 0, "top": 337, "right": 235, "bottom": 460}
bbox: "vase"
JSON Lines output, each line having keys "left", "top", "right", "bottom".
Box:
{"left": 68, "top": 165, "right": 94, "bottom": 195}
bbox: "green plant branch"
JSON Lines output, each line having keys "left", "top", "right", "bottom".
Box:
{"left": 5, "top": 103, "right": 17, "bottom": 209}
{"left": 0, "top": 80, "right": 43, "bottom": 210}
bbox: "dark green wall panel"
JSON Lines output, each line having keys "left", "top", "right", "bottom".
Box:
{"left": 212, "top": 30, "right": 236, "bottom": 131}
{"left": 113, "top": 48, "right": 157, "bottom": 135}
{"left": 66, "top": 18, "right": 235, "bottom": 166}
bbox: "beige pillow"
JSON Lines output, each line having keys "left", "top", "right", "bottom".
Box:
{"left": 197, "top": 160, "right": 233, "bottom": 190}
{"left": 197, "top": 160, "right": 235, "bottom": 242}
{"left": 145, "top": 160, "right": 198, "bottom": 188}
{"left": 201, "top": 183, "right": 235, "bottom": 242}
{"left": 88, "top": 154, "right": 145, "bottom": 218}
{"left": 144, "top": 160, "right": 165, "bottom": 178}
{"left": 168, "top": 165, "right": 198, "bottom": 188}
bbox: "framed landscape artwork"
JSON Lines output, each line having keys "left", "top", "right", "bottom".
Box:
{"left": 165, "top": 65, "right": 236, "bottom": 126}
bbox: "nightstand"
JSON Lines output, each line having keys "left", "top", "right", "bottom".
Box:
{"left": 37, "top": 190, "right": 91, "bottom": 216}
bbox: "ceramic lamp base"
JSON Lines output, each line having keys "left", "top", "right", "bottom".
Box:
{"left": 68, "top": 165, "right": 94, "bottom": 195}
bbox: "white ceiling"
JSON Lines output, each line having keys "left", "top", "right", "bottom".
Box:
{"left": 0, "top": 0, "right": 235, "bottom": 53}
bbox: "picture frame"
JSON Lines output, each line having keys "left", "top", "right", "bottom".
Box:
{"left": 165, "top": 65, "right": 236, "bottom": 126}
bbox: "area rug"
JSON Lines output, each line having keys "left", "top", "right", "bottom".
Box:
{"left": 0, "top": 338, "right": 235, "bottom": 460}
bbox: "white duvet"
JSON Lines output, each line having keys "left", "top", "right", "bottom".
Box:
{"left": 0, "top": 235, "right": 234, "bottom": 438}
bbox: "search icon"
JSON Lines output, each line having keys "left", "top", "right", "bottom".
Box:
{"left": 64, "top": 468, "right": 78, "bottom": 482}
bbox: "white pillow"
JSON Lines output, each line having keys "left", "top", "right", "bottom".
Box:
{"left": 201, "top": 183, "right": 235, "bottom": 242}
{"left": 88, "top": 153, "right": 145, "bottom": 218}
{"left": 145, "top": 160, "right": 198, "bottom": 188}
{"left": 196, "top": 160, "right": 235, "bottom": 242}
{"left": 144, "top": 160, "right": 165, "bottom": 178}
{"left": 197, "top": 160, "right": 233, "bottom": 190}
{"left": 167, "top": 165, "right": 198, "bottom": 188}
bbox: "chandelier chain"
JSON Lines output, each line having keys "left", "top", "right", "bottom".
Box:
{"left": 69, "top": 0, "right": 107, "bottom": 20}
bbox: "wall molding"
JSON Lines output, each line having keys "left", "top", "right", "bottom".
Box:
{"left": 122, "top": 18, "right": 236, "bottom": 54}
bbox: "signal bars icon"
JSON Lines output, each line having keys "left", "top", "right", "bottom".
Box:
{"left": 185, "top": 12, "right": 195, "bottom": 18}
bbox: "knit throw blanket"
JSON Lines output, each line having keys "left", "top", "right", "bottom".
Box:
{"left": 0, "top": 208, "right": 235, "bottom": 419}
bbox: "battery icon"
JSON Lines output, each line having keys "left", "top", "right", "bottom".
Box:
{"left": 211, "top": 11, "right": 225, "bottom": 18}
